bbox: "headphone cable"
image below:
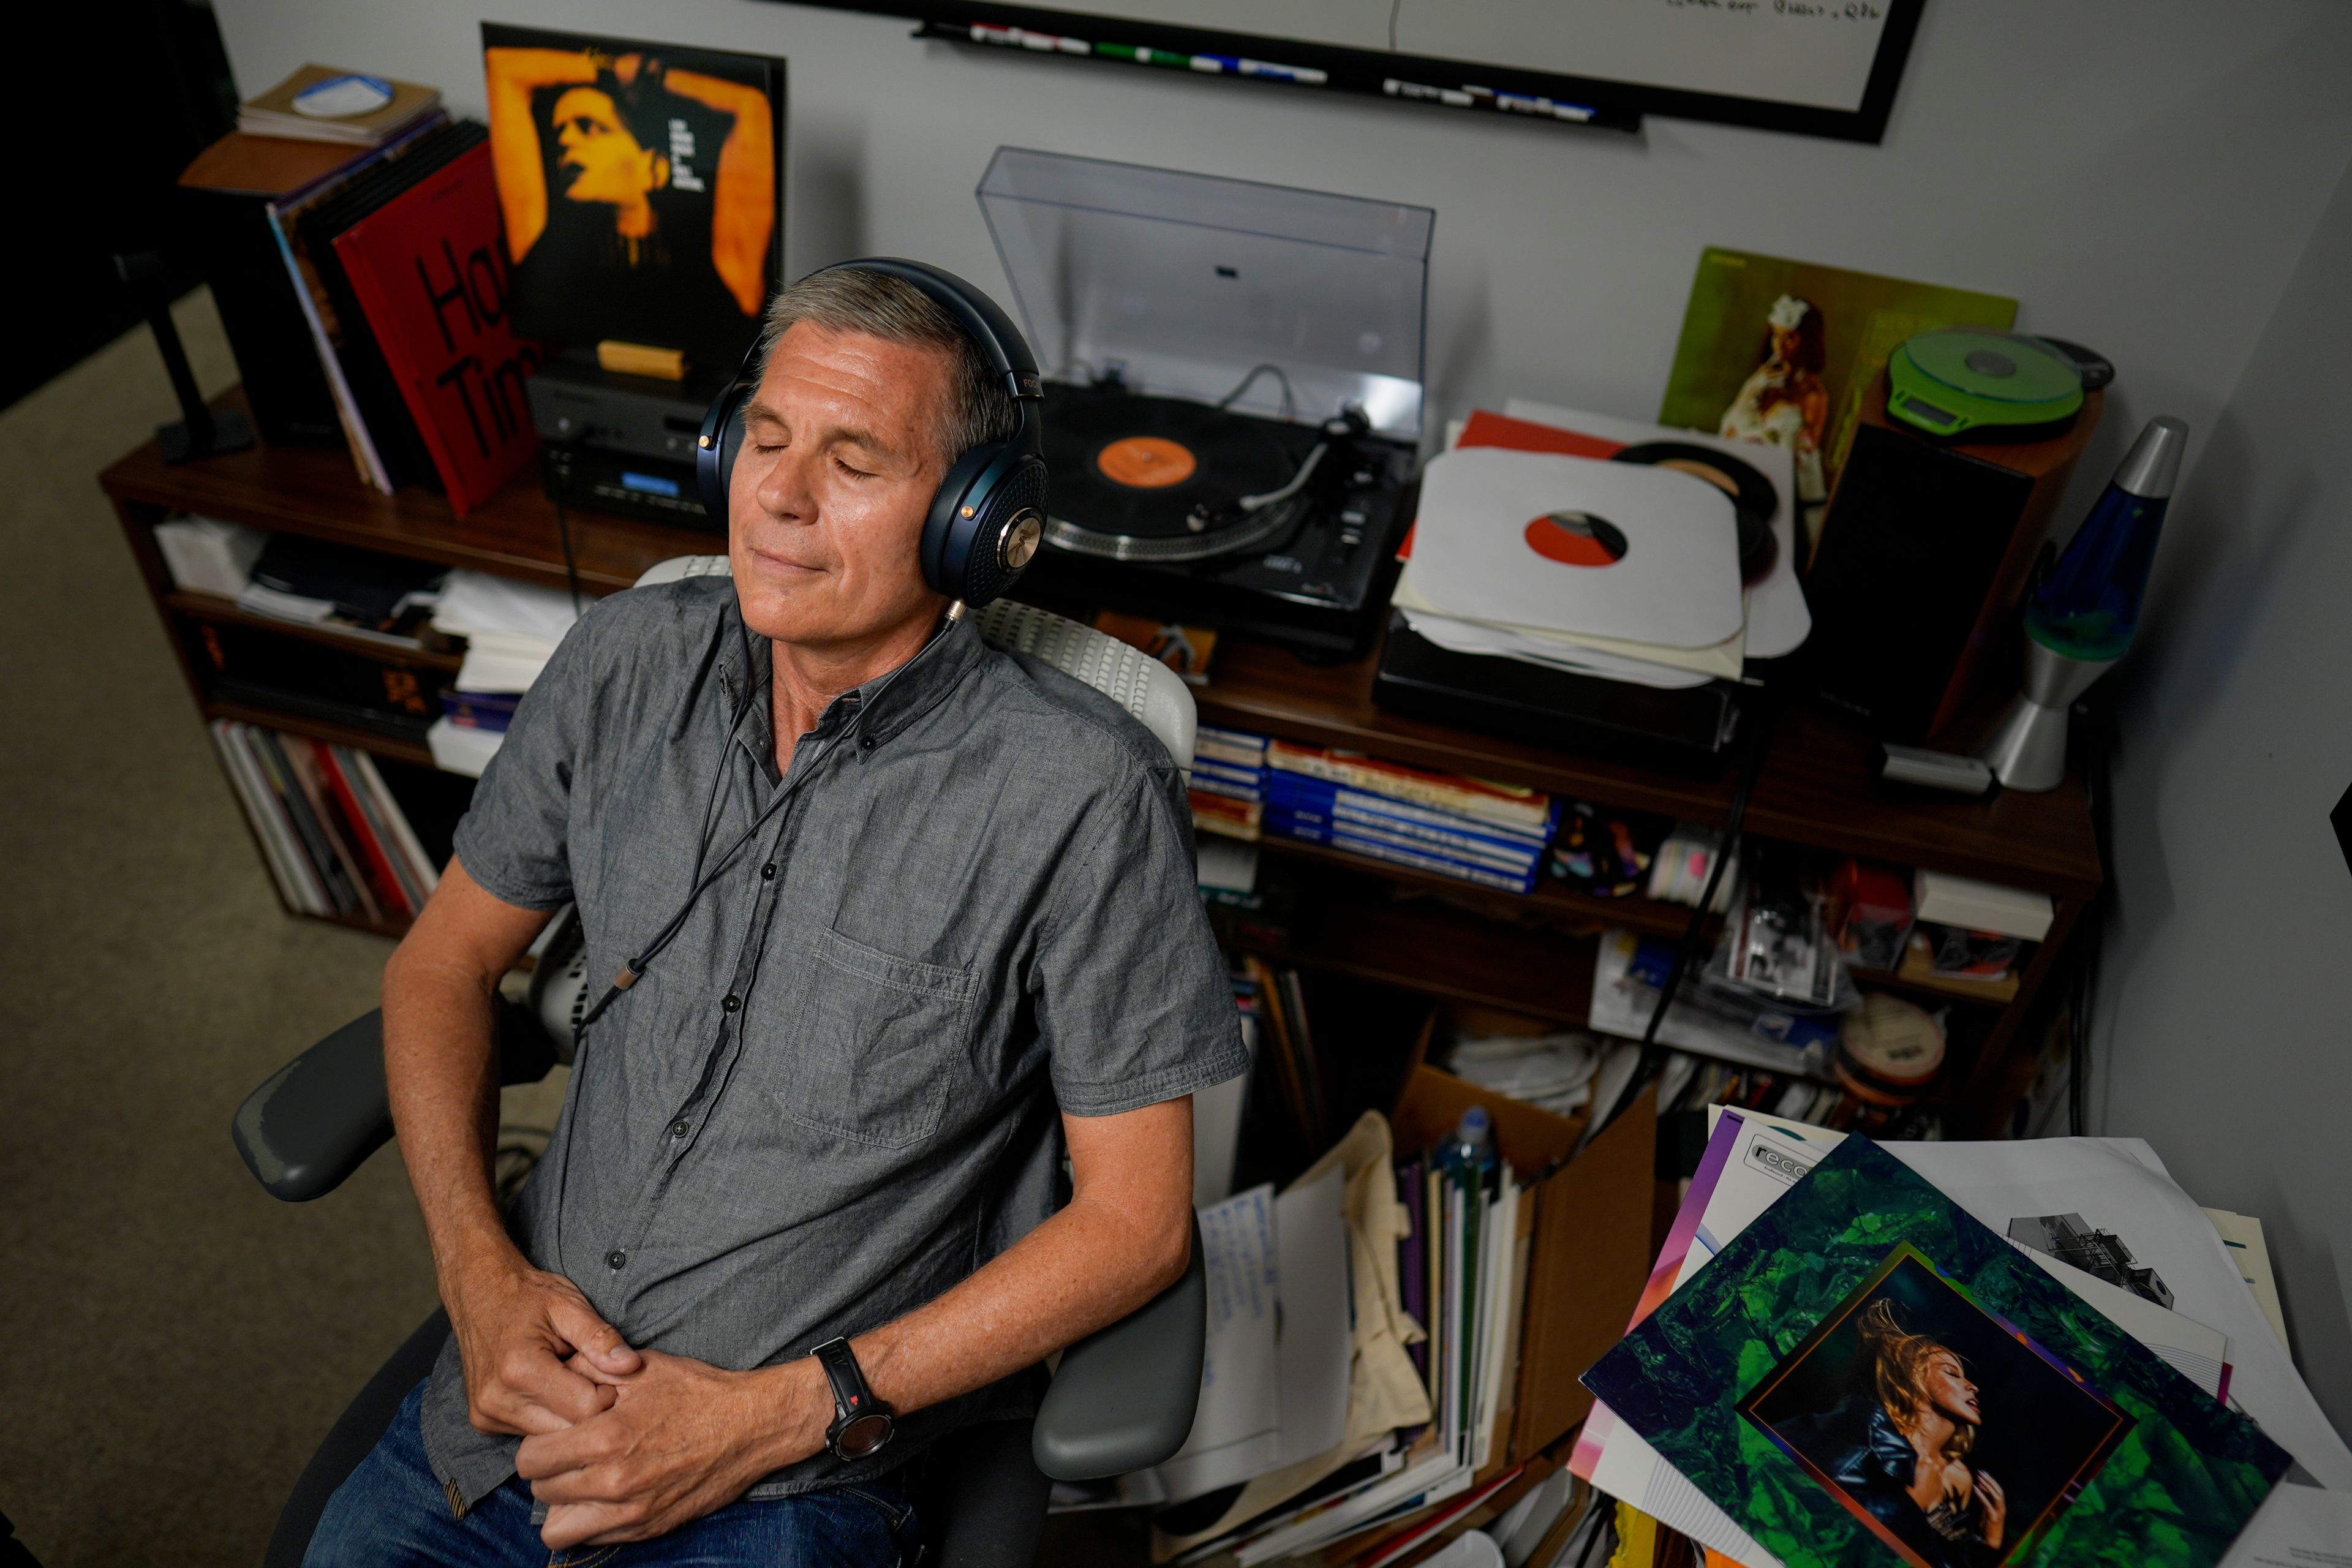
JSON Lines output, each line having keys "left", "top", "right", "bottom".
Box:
{"left": 576, "top": 613, "right": 957, "bottom": 1030}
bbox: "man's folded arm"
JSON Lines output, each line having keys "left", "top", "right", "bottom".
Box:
{"left": 854, "top": 1094, "right": 1196, "bottom": 1408}
{"left": 383, "top": 858, "right": 643, "bottom": 1439}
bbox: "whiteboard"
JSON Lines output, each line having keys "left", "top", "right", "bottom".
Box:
{"left": 803, "top": 0, "right": 1925, "bottom": 141}
{"left": 1077, "top": 0, "right": 1898, "bottom": 114}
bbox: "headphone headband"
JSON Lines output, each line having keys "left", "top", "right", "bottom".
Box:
{"left": 812, "top": 257, "right": 1044, "bottom": 404}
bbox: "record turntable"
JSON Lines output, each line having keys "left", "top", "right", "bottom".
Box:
{"left": 977, "top": 148, "right": 1434, "bottom": 656}
{"left": 1021, "top": 379, "right": 1418, "bottom": 654}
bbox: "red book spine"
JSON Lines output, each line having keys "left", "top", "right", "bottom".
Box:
{"left": 316, "top": 744, "right": 415, "bottom": 919}
{"left": 331, "top": 142, "right": 543, "bottom": 515}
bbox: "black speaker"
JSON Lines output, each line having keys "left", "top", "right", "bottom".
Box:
{"left": 1802, "top": 376, "right": 2101, "bottom": 743}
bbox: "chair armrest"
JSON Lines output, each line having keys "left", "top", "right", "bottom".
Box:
{"left": 231, "top": 1000, "right": 559, "bottom": 1204}
{"left": 1031, "top": 1219, "right": 1207, "bottom": 1482}
{"left": 232, "top": 1008, "right": 393, "bottom": 1203}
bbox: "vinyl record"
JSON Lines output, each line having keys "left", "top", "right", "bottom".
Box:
{"left": 1039, "top": 387, "right": 1315, "bottom": 562}
{"left": 1610, "top": 442, "right": 1777, "bottom": 584}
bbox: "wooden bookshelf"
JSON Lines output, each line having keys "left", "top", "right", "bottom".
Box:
{"left": 103, "top": 388, "right": 2103, "bottom": 1133}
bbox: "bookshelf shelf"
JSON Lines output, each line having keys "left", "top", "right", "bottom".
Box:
{"left": 102, "top": 385, "right": 2103, "bottom": 1134}
{"left": 1231, "top": 891, "right": 1600, "bottom": 1026}
{"left": 165, "top": 590, "right": 467, "bottom": 673}
{"left": 1247, "top": 834, "right": 1702, "bottom": 941}
{"left": 200, "top": 700, "right": 437, "bottom": 770}
{"left": 1196, "top": 639, "right": 2102, "bottom": 902}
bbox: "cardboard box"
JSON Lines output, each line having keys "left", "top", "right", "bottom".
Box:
{"left": 1333, "top": 1067, "right": 1657, "bottom": 1564}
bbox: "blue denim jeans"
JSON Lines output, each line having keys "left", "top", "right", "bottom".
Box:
{"left": 304, "top": 1381, "right": 918, "bottom": 1568}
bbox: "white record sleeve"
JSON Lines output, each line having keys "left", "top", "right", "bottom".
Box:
{"left": 1410, "top": 448, "right": 1745, "bottom": 650}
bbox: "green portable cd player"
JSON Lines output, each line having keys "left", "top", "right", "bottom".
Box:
{"left": 1887, "top": 329, "right": 2086, "bottom": 439}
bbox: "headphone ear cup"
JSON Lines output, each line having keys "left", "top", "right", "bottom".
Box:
{"left": 695, "top": 382, "right": 752, "bottom": 525}
{"left": 924, "top": 448, "right": 1050, "bottom": 606}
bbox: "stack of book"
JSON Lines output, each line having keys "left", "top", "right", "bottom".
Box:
{"left": 1191, "top": 725, "right": 1268, "bottom": 841}
{"left": 1264, "top": 740, "right": 1559, "bottom": 894}
{"left": 257, "top": 115, "right": 541, "bottom": 511}
{"left": 1158, "top": 1068, "right": 1651, "bottom": 1567}
{"left": 426, "top": 570, "right": 584, "bottom": 777}
{"left": 209, "top": 720, "right": 442, "bottom": 923}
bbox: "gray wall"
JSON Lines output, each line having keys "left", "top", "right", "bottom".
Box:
{"left": 211, "top": 0, "right": 2352, "bottom": 1418}
{"left": 2096, "top": 154, "right": 2352, "bottom": 1437}
{"left": 211, "top": 0, "right": 2352, "bottom": 497}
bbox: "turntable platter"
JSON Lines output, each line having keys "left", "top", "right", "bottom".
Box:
{"left": 1041, "top": 386, "right": 1321, "bottom": 562}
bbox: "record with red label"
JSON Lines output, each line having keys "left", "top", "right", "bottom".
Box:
{"left": 1039, "top": 385, "right": 1321, "bottom": 562}
{"left": 1409, "top": 447, "right": 1746, "bottom": 650}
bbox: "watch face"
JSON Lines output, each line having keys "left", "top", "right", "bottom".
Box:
{"left": 834, "top": 1411, "right": 894, "bottom": 1459}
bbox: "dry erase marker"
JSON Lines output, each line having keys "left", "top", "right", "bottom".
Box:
{"left": 1095, "top": 42, "right": 1192, "bottom": 68}
{"left": 1385, "top": 77, "right": 1475, "bottom": 107}
{"left": 1241, "top": 59, "right": 1328, "bottom": 83}
{"left": 1191, "top": 53, "right": 1237, "bottom": 74}
{"left": 971, "top": 23, "right": 1088, "bottom": 54}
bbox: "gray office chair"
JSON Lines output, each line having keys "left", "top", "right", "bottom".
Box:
{"left": 233, "top": 570, "right": 1205, "bottom": 1567}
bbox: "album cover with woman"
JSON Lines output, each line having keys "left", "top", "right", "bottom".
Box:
{"left": 481, "top": 24, "right": 783, "bottom": 364}
{"left": 1581, "top": 1137, "right": 2288, "bottom": 1568}
{"left": 1655, "top": 248, "right": 2014, "bottom": 547}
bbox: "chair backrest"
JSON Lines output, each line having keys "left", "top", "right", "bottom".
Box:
{"left": 630, "top": 556, "right": 1196, "bottom": 768}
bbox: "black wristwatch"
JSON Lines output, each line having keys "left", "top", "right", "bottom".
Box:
{"left": 812, "top": 1337, "right": 895, "bottom": 1461}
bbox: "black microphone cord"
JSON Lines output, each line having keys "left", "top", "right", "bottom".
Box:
{"left": 575, "top": 616, "right": 956, "bottom": 1031}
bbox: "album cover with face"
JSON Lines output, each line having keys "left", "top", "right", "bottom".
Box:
{"left": 1581, "top": 1137, "right": 2287, "bottom": 1568}
{"left": 481, "top": 24, "right": 783, "bottom": 363}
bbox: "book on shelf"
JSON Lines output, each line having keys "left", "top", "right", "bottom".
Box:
{"left": 1265, "top": 771, "right": 1551, "bottom": 859}
{"left": 1263, "top": 813, "right": 1543, "bottom": 895}
{"left": 256, "top": 115, "right": 456, "bottom": 487}
{"left": 1267, "top": 739, "right": 1558, "bottom": 834}
{"left": 209, "top": 720, "right": 445, "bottom": 923}
{"left": 288, "top": 119, "right": 491, "bottom": 493}
{"left": 1193, "top": 791, "right": 1264, "bottom": 842}
{"left": 331, "top": 138, "right": 545, "bottom": 515}
{"left": 1237, "top": 956, "right": 1326, "bottom": 1151}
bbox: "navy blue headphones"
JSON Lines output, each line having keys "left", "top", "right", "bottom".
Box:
{"left": 695, "top": 257, "right": 1050, "bottom": 609}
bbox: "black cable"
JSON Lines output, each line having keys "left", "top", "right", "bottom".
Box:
{"left": 1597, "top": 687, "right": 1780, "bottom": 1132}
{"left": 1388, "top": 0, "right": 1405, "bottom": 51}
{"left": 1572, "top": 1502, "right": 1611, "bottom": 1568}
{"left": 550, "top": 489, "right": 586, "bottom": 619}
{"left": 574, "top": 616, "right": 956, "bottom": 1031}
{"left": 2067, "top": 689, "right": 2117, "bottom": 1135}
{"left": 1216, "top": 362, "right": 1296, "bottom": 420}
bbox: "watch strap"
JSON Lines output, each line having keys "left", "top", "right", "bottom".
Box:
{"left": 813, "top": 1336, "right": 865, "bottom": 1419}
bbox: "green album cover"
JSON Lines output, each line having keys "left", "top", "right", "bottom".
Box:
{"left": 1581, "top": 1138, "right": 2287, "bottom": 1568}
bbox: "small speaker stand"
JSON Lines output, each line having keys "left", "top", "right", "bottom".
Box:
{"left": 116, "top": 250, "right": 253, "bottom": 464}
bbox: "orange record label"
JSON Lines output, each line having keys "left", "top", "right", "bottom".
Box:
{"left": 1095, "top": 435, "right": 1197, "bottom": 489}
{"left": 1523, "top": 510, "right": 1629, "bottom": 568}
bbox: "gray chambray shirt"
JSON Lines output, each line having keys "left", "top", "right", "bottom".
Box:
{"left": 420, "top": 574, "right": 1244, "bottom": 1511}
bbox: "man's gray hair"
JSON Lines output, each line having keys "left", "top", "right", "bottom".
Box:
{"left": 759, "top": 268, "right": 1020, "bottom": 469}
